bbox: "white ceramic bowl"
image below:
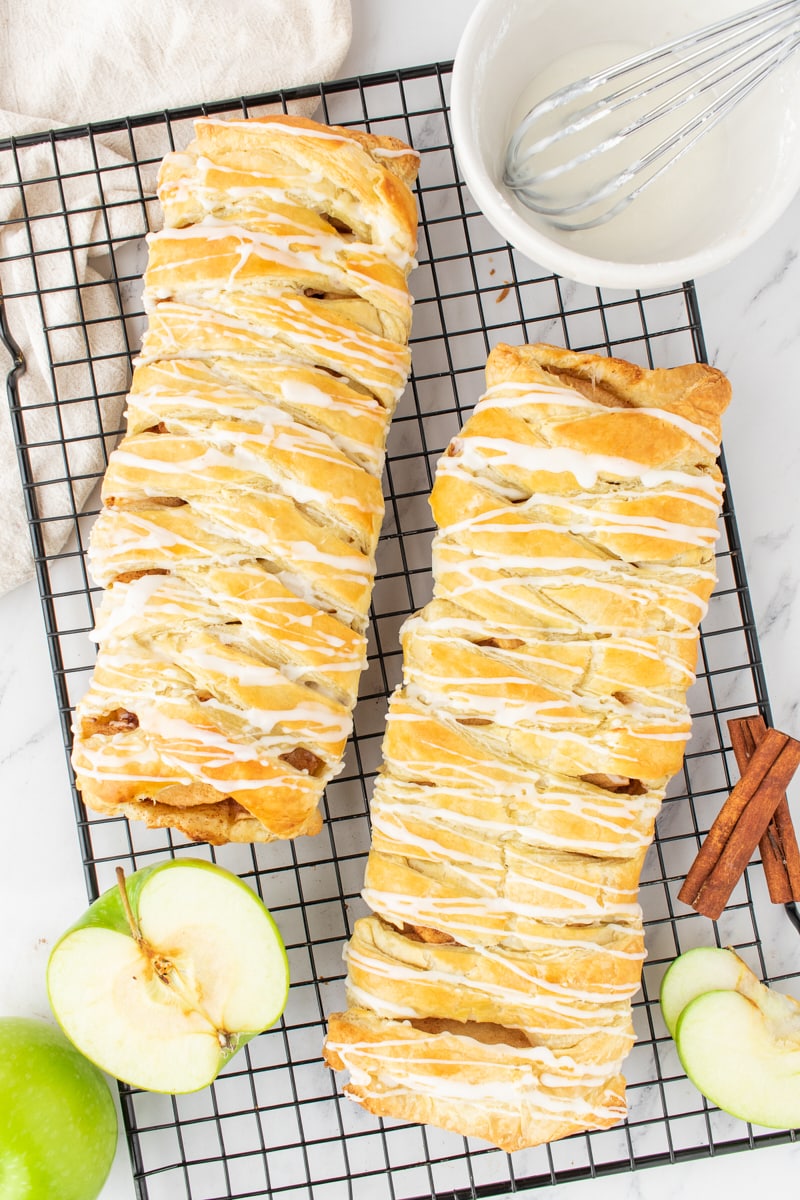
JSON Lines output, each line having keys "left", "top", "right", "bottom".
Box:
{"left": 451, "top": 0, "right": 800, "bottom": 288}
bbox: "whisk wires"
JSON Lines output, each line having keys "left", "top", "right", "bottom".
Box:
{"left": 504, "top": 0, "right": 800, "bottom": 230}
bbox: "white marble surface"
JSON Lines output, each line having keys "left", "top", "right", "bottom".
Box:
{"left": 2, "top": 1, "right": 800, "bottom": 1197}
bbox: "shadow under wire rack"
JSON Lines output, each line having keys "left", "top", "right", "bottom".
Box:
{"left": 1, "top": 60, "right": 798, "bottom": 1200}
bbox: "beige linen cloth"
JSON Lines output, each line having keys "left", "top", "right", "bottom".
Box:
{"left": 0, "top": 0, "right": 352, "bottom": 594}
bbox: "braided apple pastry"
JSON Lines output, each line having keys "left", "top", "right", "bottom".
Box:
{"left": 71, "top": 116, "right": 419, "bottom": 844}
{"left": 324, "top": 342, "right": 731, "bottom": 1151}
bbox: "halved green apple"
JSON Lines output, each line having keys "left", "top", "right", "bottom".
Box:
{"left": 47, "top": 858, "right": 289, "bottom": 1094}
{"left": 661, "top": 946, "right": 800, "bottom": 1128}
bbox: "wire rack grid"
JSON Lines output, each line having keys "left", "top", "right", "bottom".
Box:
{"left": 1, "top": 61, "right": 799, "bottom": 1200}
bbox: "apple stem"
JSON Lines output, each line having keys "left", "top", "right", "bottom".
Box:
{"left": 115, "top": 867, "right": 144, "bottom": 947}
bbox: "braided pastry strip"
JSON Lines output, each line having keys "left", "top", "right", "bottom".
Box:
{"left": 71, "top": 116, "right": 419, "bottom": 844}
{"left": 325, "top": 342, "right": 731, "bottom": 1151}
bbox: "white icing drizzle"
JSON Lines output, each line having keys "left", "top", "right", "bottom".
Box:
{"left": 439, "top": 435, "right": 724, "bottom": 499}
{"left": 91, "top": 574, "right": 364, "bottom": 683}
{"left": 476, "top": 381, "right": 721, "bottom": 456}
{"left": 439, "top": 499, "right": 721, "bottom": 548}
{"left": 147, "top": 218, "right": 412, "bottom": 315}
{"left": 371, "top": 784, "right": 657, "bottom": 858}
{"left": 364, "top": 880, "right": 642, "bottom": 927}
{"left": 327, "top": 1031, "right": 626, "bottom": 1125}
{"left": 106, "top": 422, "right": 384, "bottom": 535}
{"left": 370, "top": 145, "right": 421, "bottom": 161}
{"left": 345, "top": 942, "right": 638, "bottom": 1021}
{"left": 138, "top": 298, "right": 410, "bottom": 406}
{"left": 433, "top": 550, "right": 713, "bottom": 633}
{"left": 130, "top": 361, "right": 387, "bottom": 476}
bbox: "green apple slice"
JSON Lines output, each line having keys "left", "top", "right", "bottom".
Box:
{"left": 676, "top": 988, "right": 800, "bottom": 1128}
{"left": 659, "top": 946, "right": 747, "bottom": 1036}
{"left": 47, "top": 858, "right": 289, "bottom": 1094}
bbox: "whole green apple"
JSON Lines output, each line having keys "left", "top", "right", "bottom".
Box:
{"left": 48, "top": 857, "right": 290, "bottom": 1094}
{"left": 0, "top": 1016, "right": 117, "bottom": 1200}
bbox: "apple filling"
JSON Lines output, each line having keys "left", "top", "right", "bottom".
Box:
{"left": 408, "top": 1016, "right": 534, "bottom": 1049}
{"left": 81, "top": 708, "right": 140, "bottom": 737}
{"left": 114, "top": 568, "right": 170, "bottom": 583}
{"left": 580, "top": 772, "right": 646, "bottom": 796}
{"left": 279, "top": 747, "right": 325, "bottom": 776}
{"left": 475, "top": 636, "right": 525, "bottom": 650}
{"left": 402, "top": 922, "right": 458, "bottom": 946}
{"left": 107, "top": 495, "right": 188, "bottom": 508}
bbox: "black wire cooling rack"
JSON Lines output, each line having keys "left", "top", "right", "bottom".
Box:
{"left": 2, "top": 61, "right": 799, "bottom": 1200}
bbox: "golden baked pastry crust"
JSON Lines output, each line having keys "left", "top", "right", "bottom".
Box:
{"left": 323, "top": 1007, "right": 627, "bottom": 1155}
{"left": 344, "top": 915, "right": 638, "bottom": 1056}
{"left": 71, "top": 115, "right": 418, "bottom": 844}
{"left": 325, "top": 342, "right": 731, "bottom": 1148}
{"left": 157, "top": 115, "right": 419, "bottom": 265}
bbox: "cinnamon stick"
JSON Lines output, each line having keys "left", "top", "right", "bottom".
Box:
{"left": 728, "top": 715, "right": 800, "bottom": 904}
{"left": 678, "top": 727, "right": 800, "bottom": 919}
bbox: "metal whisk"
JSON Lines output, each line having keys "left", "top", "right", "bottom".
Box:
{"left": 504, "top": 0, "right": 800, "bottom": 231}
